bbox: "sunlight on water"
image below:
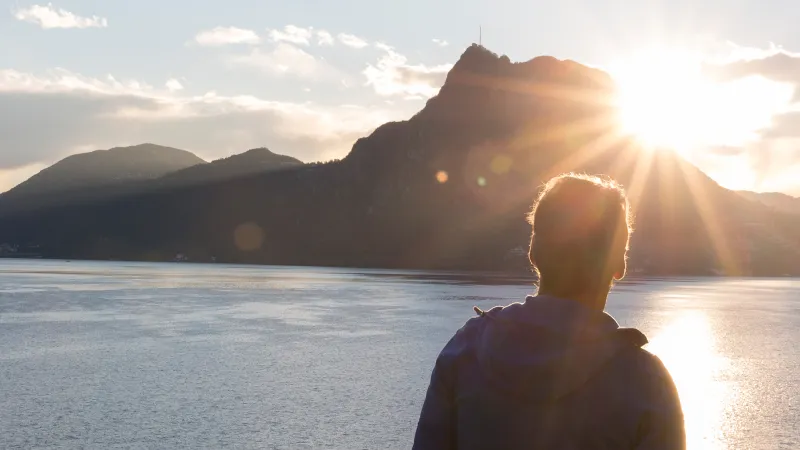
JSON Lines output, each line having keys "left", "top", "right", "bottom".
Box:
{"left": 647, "top": 312, "right": 733, "bottom": 450}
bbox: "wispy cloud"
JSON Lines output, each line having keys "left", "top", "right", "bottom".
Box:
{"left": 0, "top": 163, "right": 48, "bottom": 193}
{"left": 229, "top": 43, "right": 342, "bottom": 81}
{"left": 268, "top": 25, "right": 314, "bottom": 46}
{"left": 13, "top": 3, "right": 107, "bottom": 29}
{"left": 194, "top": 26, "right": 260, "bottom": 46}
{"left": 432, "top": 38, "right": 449, "bottom": 47}
{"left": 694, "top": 42, "right": 800, "bottom": 194}
{"left": 704, "top": 44, "right": 800, "bottom": 85}
{"left": 317, "top": 30, "right": 334, "bottom": 46}
{"left": 0, "top": 67, "right": 399, "bottom": 170}
{"left": 364, "top": 44, "right": 452, "bottom": 97}
{"left": 165, "top": 78, "right": 184, "bottom": 92}
{"left": 338, "top": 33, "right": 369, "bottom": 49}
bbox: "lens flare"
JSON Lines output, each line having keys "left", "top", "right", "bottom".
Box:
{"left": 234, "top": 222, "right": 265, "bottom": 252}
{"left": 490, "top": 155, "right": 513, "bottom": 175}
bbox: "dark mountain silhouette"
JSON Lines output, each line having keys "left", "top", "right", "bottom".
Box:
{"left": 737, "top": 191, "right": 800, "bottom": 215}
{"left": 1, "top": 44, "right": 798, "bottom": 276}
{"left": 161, "top": 148, "right": 302, "bottom": 187}
{"left": 0, "top": 146, "right": 303, "bottom": 214}
{"left": 5, "top": 144, "right": 205, "bottom": 197}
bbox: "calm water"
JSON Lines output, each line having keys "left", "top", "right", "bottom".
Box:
{"left": 0, "top": 260, "right": 798, "bottom": 449}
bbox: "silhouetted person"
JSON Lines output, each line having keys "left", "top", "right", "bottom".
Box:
{"left": 412, "top": 174, "right": 685, "bottom": 449}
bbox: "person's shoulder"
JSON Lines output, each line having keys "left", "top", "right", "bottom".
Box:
{"left": 616, "top": 347, "right": 680, "bottom": 407}
{"left": 438, "top": 304, "right": 504, "bottom": 359}
{"left": 633, "top": 348, "right": 673, "bottom": 381}
{"left": 616, "top": 345, "right": 673, "bottom": 380}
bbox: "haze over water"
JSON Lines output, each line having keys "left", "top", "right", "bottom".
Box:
{"left": 0, "top": 260, "right": 798, "bottom": 449}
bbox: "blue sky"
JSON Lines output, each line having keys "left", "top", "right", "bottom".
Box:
{"left": 2, "top": 0, "right": 800, "bottom": 194}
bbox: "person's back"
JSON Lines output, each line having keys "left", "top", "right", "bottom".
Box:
{"left": 412, "top": 174, "right": 685, "bottom": 450}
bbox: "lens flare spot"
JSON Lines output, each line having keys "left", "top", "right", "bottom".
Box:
{"left": 490, "top": 155, "right": 513, "bottom": 175}
{"left": 234, "top": 222, "right": 265, "bottom": 252}
{"left": 435, "top": 170, "right": 449, "bottom": 183}
{"left": 477, "top": 176, "right": 487, "bottom": 187}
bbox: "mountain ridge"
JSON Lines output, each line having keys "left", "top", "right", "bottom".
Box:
{"left": 160, "top": 147, "right": 302, "bottom": 187}
{"left": 4, "top": 143, "right": 206, "bottom": 197}
{"left": 737, "top": 191, "right": 800, "bottom": 215}
{"left": 0, "top": 145, "right": 303, "bottom": 213}
{"left": 1, "top": 44, "right": 798, "bottom": 276}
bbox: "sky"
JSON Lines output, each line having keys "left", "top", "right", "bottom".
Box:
{"left": 1, "top": 0, "right": 799, "bottom": 195}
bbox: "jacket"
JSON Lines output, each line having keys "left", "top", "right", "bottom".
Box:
{"left": 412, "top": 295, "right": 685, "bottom": 449}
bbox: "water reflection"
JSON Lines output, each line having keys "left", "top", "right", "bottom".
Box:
{"left": 646, "top": 311, "right": 734, "bottom": 450}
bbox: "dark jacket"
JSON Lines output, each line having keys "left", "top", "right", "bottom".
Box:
{"left": 412, "top": 295, "right": 685, "bottom": 450}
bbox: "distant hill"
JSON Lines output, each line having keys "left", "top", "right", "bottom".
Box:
{"left": 738, "top": 191, "right": 800, "bottom": 215}
{"left": 0, "top": 145, "right": 302, "bottom": 213}
{"left": 161, "top": 148, "right": 302, "bottom": 187}
{"left": 1, "top": 45, "right": 798, "bottom": 276}
{"left": 4, "top": 144, "right": 205, "bottom": 198}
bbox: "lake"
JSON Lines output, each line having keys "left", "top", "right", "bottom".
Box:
{"left": 0, "top": 260, "right": 798, "bottom": 449}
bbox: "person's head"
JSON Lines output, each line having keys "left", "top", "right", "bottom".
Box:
{"left": 528, "top": 174, "right": 632, "bottom": 306}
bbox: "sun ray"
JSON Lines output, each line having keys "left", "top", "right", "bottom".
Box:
{"left": 450, "top": 71, "right": 615, "bottom": 108}
{"left": 676, "top": 161, "right": 743, "bottom": 275}
{"left": 545, "top": 127, "right": 626, "bottom": 176}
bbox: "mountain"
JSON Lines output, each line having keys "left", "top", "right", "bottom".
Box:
{"left": 5, "top": 144, "right": 205, "bottom": 197}
{"left": 0, "top": 145, "right": 302, "bottom": 214}
{"left": 160, "top": 148, "right": 302, "bottom": 187}
{"left": 1, "top": 45, "right": 798, "bottom": 275}
{"left": 737, "top": 191, "right": 800, "bottom": 215}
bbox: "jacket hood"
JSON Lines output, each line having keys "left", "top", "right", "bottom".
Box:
{"left": 473, "top": 295, "right": 647, "bottom": 402}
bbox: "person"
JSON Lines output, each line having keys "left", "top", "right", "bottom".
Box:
{"left": 412, "top": 174, "right": 685, "bottom": 449}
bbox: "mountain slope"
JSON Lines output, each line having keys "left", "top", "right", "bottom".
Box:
{"left": 738, "top": 191, "right": 800, "bottom": 215}
{"left": 5, "top": 144, "right": 205, "bottom": 197}
{"left": 1, "top": 45, "right": 798, "bottom": 275}
{"left": 0, "top": 146, "right": 302, "bottom": 214}
{"left": 160, "top": 148, "right": 302, "bottom": 187}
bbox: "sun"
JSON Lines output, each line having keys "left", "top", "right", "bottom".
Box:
{"left": 610, "top": 49, "right": 792, "bottom": 153}
{"left": 612, "top": 51, "right": 708, "bottom": 151}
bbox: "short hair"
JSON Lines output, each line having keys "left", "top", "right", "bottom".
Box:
{"left": 527, "top": 174, "right": 633, "bottom": 290}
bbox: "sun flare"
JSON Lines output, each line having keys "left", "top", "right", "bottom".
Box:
{"left": 610, "top": 50, "right": 793, "bottom": 153}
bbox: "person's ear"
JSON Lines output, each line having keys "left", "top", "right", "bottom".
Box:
{"left": 611, "top": 222, "right": 629, "bottom": 281}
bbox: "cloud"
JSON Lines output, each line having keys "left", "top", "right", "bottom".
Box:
{"left": 742, "top": 138, "right": 800, "bottom": 193}
{"left": 704, "top": 43, "right": 800, "bottom": 104}
{"left": 706, "top": 146, "right": 747, "bottom": 157}
{"left": 0, "top": 68, "right": 401, "bottom": 171}
{"left": 338, "top": 33, "right": 369, "bottom": 49}
{"left": 268, "top": 25, "right": 314, "bottom": 46}
{"left": 229, "top": 43, "right": 342, "bottom": 81}
{"left": 165, "top": 78, "right": 184, "bottom": 92}
{"left": 678, "top": 42, "right": 800, "bottom": 195}
{"left": 317, "top": 30, "right": 334, "bottom": 46}
{"left": 364, "top": 44, "right": 452, "bottom": 97}
{"left": 432, "top": 39, "right": 449, "bottom": 47}
{"left": 194, "top": 26, "right": 260, "bottom": 46}
{"left": 13, "top": 3, "right": 107, "bottom": 29}
{"left": 0, "top": 163, "right": 48, "bottom": 193}
{"left": 705, "top": 48, "right": 800, "bottom": 84}
{"left": 761, "top": 110, "right": 800, "bottom": 140}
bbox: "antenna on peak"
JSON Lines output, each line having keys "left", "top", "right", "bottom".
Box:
{"left": 479, "top": 26, "right": 482, "bottom": 46}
